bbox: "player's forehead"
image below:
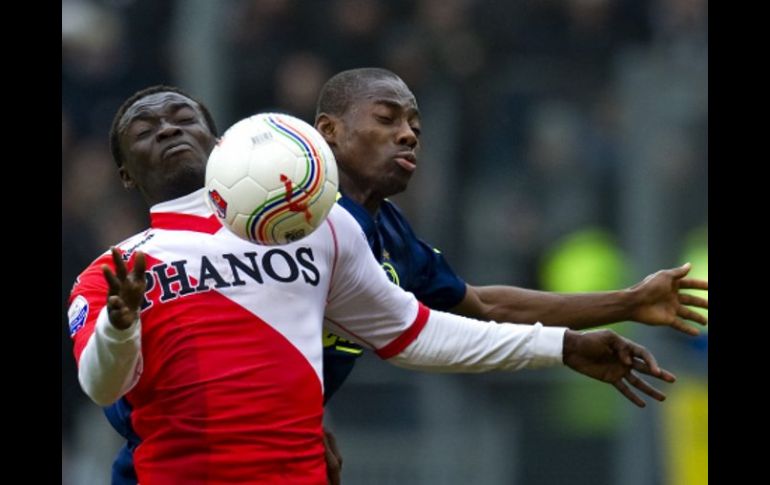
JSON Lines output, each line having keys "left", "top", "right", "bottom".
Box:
{"left": 119, "top": 92, "right": 200, "bottom": 131}
{"left": 357, "top": 78, "right": 419, "bottom": 114}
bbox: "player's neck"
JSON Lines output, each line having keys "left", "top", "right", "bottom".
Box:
{"left": 339, "top": 173, "right": 384, "bottom": 216}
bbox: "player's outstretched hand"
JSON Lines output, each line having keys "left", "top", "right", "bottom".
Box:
{"left": 628, "top": 262, "right": 708, "bottom": 336}
{"left": 562, "top": 329, "right": 676, "bottom": 407}
{"left": 101, "top": 248, "right": 146, "bottom": 330}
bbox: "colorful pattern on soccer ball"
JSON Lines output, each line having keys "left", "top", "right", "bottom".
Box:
{"left": 247, "top": 115, "right": 325, "bottom": 243}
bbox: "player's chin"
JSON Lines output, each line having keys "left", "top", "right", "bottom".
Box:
{"left": 164, "top": 166, "right": 206, "bottom": 195}
{"left": 167, "top": 157, "right": 206, "bottom": 177}
{"left": 386, "top": 174, "right": 411, "bottom": 195}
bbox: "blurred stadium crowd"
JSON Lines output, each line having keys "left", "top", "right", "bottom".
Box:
{"left": 63, "top": 1, "right": 707, "bottom": 484}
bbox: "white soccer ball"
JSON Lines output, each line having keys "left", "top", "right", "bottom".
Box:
{"left": 205, "top": 113, "right": 338, "bottom": 245}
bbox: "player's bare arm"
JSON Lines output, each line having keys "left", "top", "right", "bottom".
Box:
{"left": 101, "top": 248, "right": 147, "bottom": 330}
{"left": 453, "top": 262, "right": 707, "bottom": 336}
{"left": 562, "top": 329, "right": 676, "bottom": 407}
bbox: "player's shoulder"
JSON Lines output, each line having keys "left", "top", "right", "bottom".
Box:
{"left": 378, "top": 199, "right": 420, "bottom": 237}
{"left": 381, "top": 198, "right": 402, "bottom": 212}
{"left": 320, "top": 204, "right": 370, "bottom": 261}
{"left": 70, "top": 229, "right": 152, "bottom": 292}
{"left": 96, "top": 229, "right": 154, "bottom": 264}
{"left": 114, "top": 228, "right": 157, "bottom": 259}
{"left": 328, "top": 202, "right": 354, "bottom": 222}
{"left": 327, "top": 203, "right": 366, "bottom": 237}
{"left": 379, "top": 199, "right": 411, "bottom": 225}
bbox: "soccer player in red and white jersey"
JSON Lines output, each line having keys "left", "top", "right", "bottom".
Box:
{"left": 67, "top": 85, "right": 676, "bottom": 485}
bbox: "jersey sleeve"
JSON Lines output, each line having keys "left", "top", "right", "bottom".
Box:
{"left": 67, "top": 249, "right": 144, "bottom": 406}
{"left": 410, "top": 238, "right": 467, "bottom": 310}
{"left": 389, "top": 313, "right": 565, "bottom": 372}
{"left": 386, "top": 202, "right": 466, "bottom": 310}
{"left": 322, "top": 206, "right": 566, "bottom": 372}
{"left": 68, "top": 252, "right": 113, "bottom": 363}
{"left": 324, "top": 206, "right": 427, "bottom": 357}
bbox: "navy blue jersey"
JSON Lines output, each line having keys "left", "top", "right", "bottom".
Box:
{"left": 103, "top": 398, "right": 140, "bottom": 484}
{"left": 322, "top": 194, "right": 467, "bottom": 401}
{"left": 107, "top": 195, "right": 467, "bottom": 482}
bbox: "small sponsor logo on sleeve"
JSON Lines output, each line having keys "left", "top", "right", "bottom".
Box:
{"left": 67, "top": 295, "right": 89, "bottom": 337}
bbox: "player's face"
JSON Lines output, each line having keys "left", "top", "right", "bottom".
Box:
{"left": 117, "top": 92, "right": 217, "bottom": 204}
{"left": 334, "top": 78, "right": 421, "bottom": 198}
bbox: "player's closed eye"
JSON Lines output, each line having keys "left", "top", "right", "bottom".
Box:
{"left": 133, "top": 126, "right": 152, "bottom": 139}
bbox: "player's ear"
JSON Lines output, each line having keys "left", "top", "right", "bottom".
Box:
{"left": 118, "top": 166, "right": 136, "bottom": 190}
{"left": 315, "top": 114, "right": 338, "bottom": 146}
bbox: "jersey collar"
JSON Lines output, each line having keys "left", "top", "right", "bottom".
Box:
{"left": 337, "top": 193, "right": 378, "bottom": 240}
{"left": 149, "top": 188, "right": 222, "bottom": 234}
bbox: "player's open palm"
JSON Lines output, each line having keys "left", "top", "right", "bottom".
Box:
{"left": 562, "top": 329, "right": 676, "bottom": 407}
{"left": 102, "top": 247, "right": 147, "bottom": 330}
{"left": 629, "top": 262, "right": 708, "bottom": 336}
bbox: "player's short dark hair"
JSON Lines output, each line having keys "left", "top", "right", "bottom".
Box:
{"left": 109, "top": 85, "right": 218, "bottom": 168}
{"left": 315, "top": 68, "right": 402, "bottom": 120}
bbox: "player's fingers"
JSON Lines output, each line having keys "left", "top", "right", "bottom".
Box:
{"left": 628, "top": 344, "right": 661, "bottom": 376}
{"left": 677, "top": 306, "right": 707, "bottom": 326}
{"left": 678, "top": 293, "right": 708, "bottom": 309}
{"left": 670, "top": 317, "right": 701, "bottom": 336}
{"left": 670, "top": 262, "right": 691, "bottom": 277}
{"left": 671, "top": 318, "right": 705, "bottom": 337}
{"left": 106, "top": 296, "right": 130, "bottom": 323}
{"left": 323, "top": 433, "right": 342, "bottom": 485}
{"left": 107, "top": 296, "right": 139, "bottom": 330}
{"left": 679, "top": 278, "right": 708, "bottom": 290}
{"left": 132, "top": 251, "right": 146, "bottom": 281}
{"left": 626, "top": 372, "right": 666, "bottom": 401}
{"left": 102, "top": 265, "right": 121, "bottom": 296}
{"left": 325, "top": 431, "right": 342, "bottom": 469}
{"left": 117, "top": 303, "right": 135, "bottom": 322}
{"left": 632, "top": 358, "right": 676, "bottom": 382}
{"left": 614, "top": 380, "right": 646, "bottom": 407}
{"left": 106, "top": 295, "right": 123, "bottom": 311}
{"left": 111, "top": 247, "right": 127, "bottom": 281}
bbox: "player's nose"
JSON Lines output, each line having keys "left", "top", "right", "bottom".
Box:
{"left": 156, "top": 120, "right": 182, "bottom": 141}
{"left": 396, "top": 122, "right": 418, "bottom": 149}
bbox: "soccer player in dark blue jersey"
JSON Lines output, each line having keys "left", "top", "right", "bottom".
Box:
{"left": 313, "top": 67, "right": 709, "bottom": 401}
